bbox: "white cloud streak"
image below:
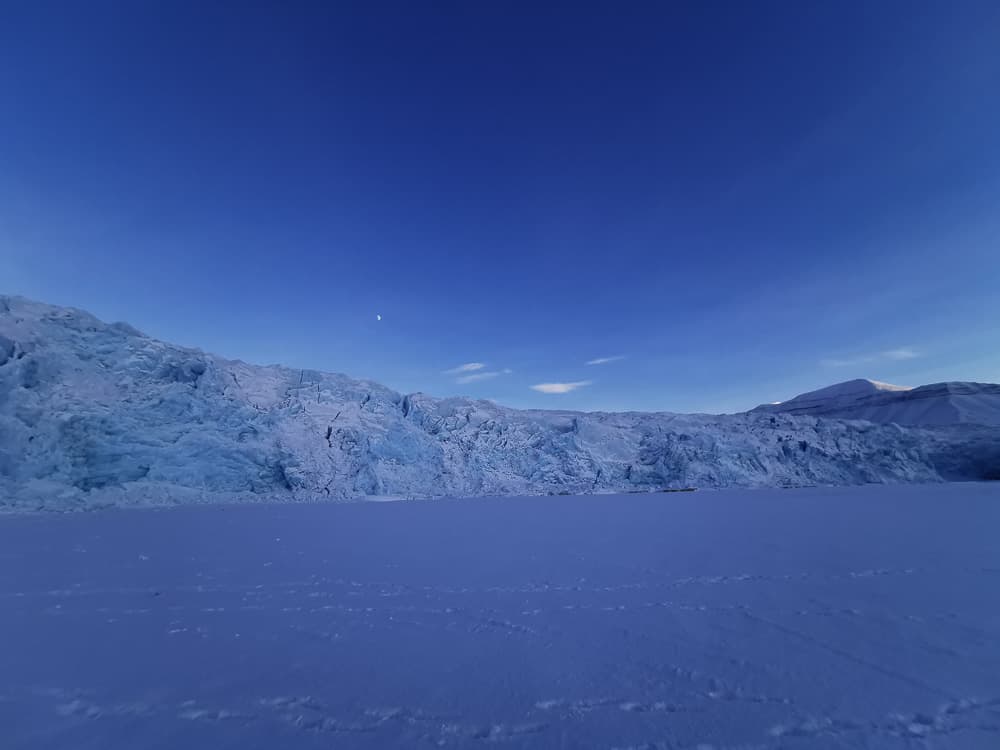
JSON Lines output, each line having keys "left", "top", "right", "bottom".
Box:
{"left": 530, "top": 380, "right": 592, "bottom": 394}
{"left": 585, "top": 355, "right": 626, "bottom": 366}
{"left": 821, "top": 356, "right": 873, "bottom": 367}
{"left": 456, "top": 368, "right": 512, "bottom": 385}
{"left": 821, "top": 348, "right": 921, "bottom": 367}
{"left": 457, "top": 371, "right": 501, "bottom": 384}
{"left": 444, "top": 362, "right": 485, "bottom": 375}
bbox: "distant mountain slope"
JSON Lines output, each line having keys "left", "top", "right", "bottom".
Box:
{"left": 1, "top": 296, "right": 998, "bottom": 510}
{"left": 754, "top": 378, "right": 1000, "bottom": 426}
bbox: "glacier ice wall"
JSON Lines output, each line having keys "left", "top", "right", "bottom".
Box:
{"left": 0, "top": 296, "right": 994, "bottom": 510}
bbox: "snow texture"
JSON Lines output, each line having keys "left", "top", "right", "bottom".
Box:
{"left": 2, "top": 483, "right": 1000, "bottom": 749}
{"left": 1, "top": 295, "right": 999, "bottom": 510}
{"left": 754, "top": 378, "right": 1000, "bottom": 426}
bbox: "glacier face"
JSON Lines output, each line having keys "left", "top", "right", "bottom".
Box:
{"left": 0, "top": 295, "right": 996, "bottom": 509}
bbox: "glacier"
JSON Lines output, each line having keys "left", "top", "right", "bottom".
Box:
{"left": 1, "top": 295, "right": 999, "bottom": 510}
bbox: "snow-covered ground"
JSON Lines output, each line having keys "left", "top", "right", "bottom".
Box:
{"left": 3, "top": 483, "right": 999, "bottom": 749}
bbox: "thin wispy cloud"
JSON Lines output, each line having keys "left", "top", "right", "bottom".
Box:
{"left": 883, "top": 347, "right": 919, "bottom": 361}
{"left": 455, "top": 367, "right": 512, "bottom": 385}
{"left": 585, "top": 355, "right": 626, "bottom": 366}
{"left": 821, "top": 348, "right": 922, "bottom": 368}
{"left": 457, "top": 371, "right": 498, "bottom": 384}
{"left": 530, "top": 380, "right": 592, "bottom": 394}
{"left": 821, "top": 356, "right": 873, "bottom": 368}
{"left": 444, "top": 362, "right": 485, "bottom": 375}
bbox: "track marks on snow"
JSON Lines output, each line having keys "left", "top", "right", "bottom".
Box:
{"left": 769, "top": 696, "right": 1000, "bottom": 743}
{"left": 21, "top": 682, "right": 1000, "bottom": 748}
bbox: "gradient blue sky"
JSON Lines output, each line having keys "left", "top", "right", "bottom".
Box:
{"left": 2, "top": 1, "right": 999, "bottom": 412}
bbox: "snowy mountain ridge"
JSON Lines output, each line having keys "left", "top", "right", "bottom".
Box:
{"left": 754, "top": 378, "right": 1000, "bottom": 426}
{"left": 771, "top": 378, "right": 914, "bottom": 403}
{"left": 1, "top": 295, "right": 998, "bottom": 510}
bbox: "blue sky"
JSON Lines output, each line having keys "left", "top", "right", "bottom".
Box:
{"left": 2, "top": 1, "right": 999, "bottom": 413}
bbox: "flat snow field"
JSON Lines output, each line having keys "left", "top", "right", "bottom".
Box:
{"left": 2, "top": 485, "right": 1000, "bottom": 749}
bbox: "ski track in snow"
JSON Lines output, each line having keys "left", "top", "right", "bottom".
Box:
{"left": 2, "top": 485, "right": 1000, "bottom": 749}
